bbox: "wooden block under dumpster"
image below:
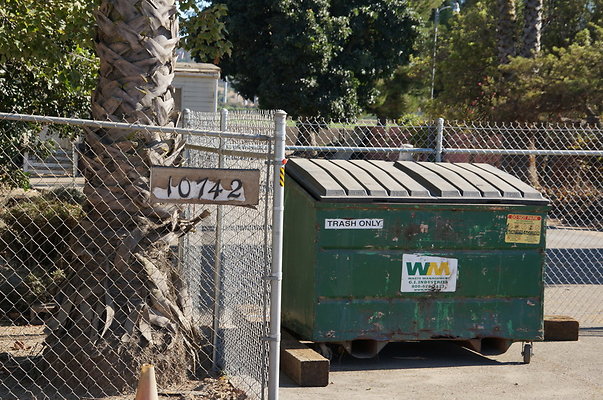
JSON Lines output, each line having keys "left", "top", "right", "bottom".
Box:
{"left": 281, "top": 330, "right": 329, "bottom": 387}
{"left": 544, "top": 315, "right": 579, "bottom": 341}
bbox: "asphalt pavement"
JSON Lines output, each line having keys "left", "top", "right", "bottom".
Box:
{"left": 280, "top": 330, "right": 603, "bottom": 400}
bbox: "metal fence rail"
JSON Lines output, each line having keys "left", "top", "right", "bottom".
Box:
{"left": 0, "top": 111, "right": 283, "bottom": 400}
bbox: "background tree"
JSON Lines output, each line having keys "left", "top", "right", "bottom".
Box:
{"left": 489, "top": 24, "right": 603, "bottom": 123}
{"left": 180, "top": 2, "right": 233, "bottom": 64}
{"left": 496, "top": 0, "right": 517, "bottom": 64}
{"left": 199, "top": 0, "right": 419, "bottom": 120}
{"left": 427, "top": 0, "right": 603, "bottom": 122}
{"left": 43, "top": 0, "right": 204, "bottom": 394}
{"left": 521, "top": 0, "right": 543, "bottom": 57}
{"left": 365, "top": 65, "right": 424, "bottom": 124}
{"left": 427, "top": 1, "right": 499, "bottom": 120}
{"left": 541, "top": 0, "right": 603, "bottom": 50}
{"left": 0, "top": 0, "right": 96, "bottom": 188}
{"left": 364, "top": 0, "right": 442, "bottom": 122}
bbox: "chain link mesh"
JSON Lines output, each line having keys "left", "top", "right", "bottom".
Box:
{"left": 0, "top": 112, "right": 274, "bottom": 399}
{"left": 285, "top": 116, "right": 602, "bottom": 328}
{"left": 184, "top": 110, "right": 274, "bottom": 399}
{"left": 1, "top": 110, "right": 601, "bottom": 399}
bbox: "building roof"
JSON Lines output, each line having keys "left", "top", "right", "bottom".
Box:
{"left": 175, "top": 62, "right": 221, "bottom": 78}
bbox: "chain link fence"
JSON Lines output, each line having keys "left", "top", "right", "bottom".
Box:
{"left": 182, "top": 109, "right": 278, "bottom": 399}
{"left": 0, "top": 109, "right": 601, "bottom": 399}
{"left": 288, "top": 117, "right": 603, "bottom": 328}
{"left": 0, "top": 112, "right": 281, "bottom": 400}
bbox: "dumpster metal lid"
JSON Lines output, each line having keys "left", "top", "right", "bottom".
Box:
{"left": 286, "top": 159, "right": 548, "bottom": 205}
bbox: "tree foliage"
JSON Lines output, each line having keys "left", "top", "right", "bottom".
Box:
{"left": 0, "top": 0, "right": 97, "bottom": 116}
{"left": 428, "top": 1, "right": 499, "bottom": 119}
{"left": 541, "top": 0, "right": 603, "bottom": 50}
{"left": 204, "top": 0, "right": 419, "bottom": 119}
{"left": 180, "top": 2, "right": 233, "bottom": 64}
{"left": 428, "top": 0, "right": 603, "bottom": 122}
{"left": 365, "top": 65, "right": 424, "bottom": 122}
{"left": 0, "top": 0, "right": 97, "bottom": 187}
{"left": 491, "top": 24, "right": 603, "bottom": 122}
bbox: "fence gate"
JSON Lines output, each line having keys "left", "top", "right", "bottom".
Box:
{"left": 182, "top": 109, "right": 285, "bottom": 400}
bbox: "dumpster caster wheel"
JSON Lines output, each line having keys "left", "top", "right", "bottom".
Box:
{"left": 318, "top": 343, "right": 333, "bottom": 360}
{"left": 521, "top": 343, "right": 532, "bottom": 364}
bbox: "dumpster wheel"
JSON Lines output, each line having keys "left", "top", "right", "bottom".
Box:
{"left": 521, "top": 342, "right": 533, "bottom": 364}
{"left": 317, "top": 343, "right": 333, "bottom": 360}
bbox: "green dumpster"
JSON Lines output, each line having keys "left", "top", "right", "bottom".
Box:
{"left": 282, "top": 159, "right": 549, "bottom": 362}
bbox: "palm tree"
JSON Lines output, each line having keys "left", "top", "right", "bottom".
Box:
{"left": 520, "top": 0, "right": 544, "bottom": 186}
{"left": 520, "top": 0, "right": 543, "bottom": 57}
{"left": 496, "top": 0, "right": 517, "bottom": 65}
{"left": 44, "top": 0, "right": 201, "bottom": 394}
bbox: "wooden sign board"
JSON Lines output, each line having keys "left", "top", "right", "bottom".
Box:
{"left": 150, "top": 166, "right": 261, "bottom": 206}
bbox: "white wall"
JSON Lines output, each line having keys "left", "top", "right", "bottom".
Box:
{"left": 172, "top": 74, "right": 218, "bottom": 113}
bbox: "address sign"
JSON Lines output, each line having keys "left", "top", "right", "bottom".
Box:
{"left": 150, "top": 166, "right": 261, "bottom": 206}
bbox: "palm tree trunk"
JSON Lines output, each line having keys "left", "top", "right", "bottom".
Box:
{"left": 43, "top": 0, "right": 203, "bottom": 395}
{"left": 521, "top": 0, "right": 543, "bottom": 186}
{"left": 496, "top": 0, "right": 517, "bottom": 65}
{"left": 520, "top": 0, "right": 543, "bottom": 57}
{"left": 496, "top": 0, "right": 515, "bottom": 65}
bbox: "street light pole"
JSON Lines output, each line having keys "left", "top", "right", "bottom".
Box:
{"left": 430, "top": 2, "right": 460, "bottom": 99}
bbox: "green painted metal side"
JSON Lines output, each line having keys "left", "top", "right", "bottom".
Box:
{"left": 282, "top": 177, "right": 548, "bottom": 344}
{"left": 282, "top": 179, "right": 318, "bottom": 339}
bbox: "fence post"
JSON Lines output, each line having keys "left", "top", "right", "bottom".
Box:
{"left": 220, "top": 108, "right": 228, "bottom": 133}
{"left": 268, "top": 110, "right": 287, "bottom": 400}
{"left": 177, "top": 108, "right": 192, "bottom": 349}
{"left": 71, "top": 136, "right": 80, "bottom": 178}
{"left": 211, "top": 108, "right": 228, "bottom": 371}
{"left": 435, "top": 117, "right": 444, "bottom": 162}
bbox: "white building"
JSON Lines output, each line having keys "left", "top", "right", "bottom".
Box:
{"left": 172, "top": 62, "right": 221, "bottom": 113}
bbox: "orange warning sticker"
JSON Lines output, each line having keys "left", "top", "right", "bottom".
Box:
{"left": 505, "top": 214, "right": 542, "bottom": 244}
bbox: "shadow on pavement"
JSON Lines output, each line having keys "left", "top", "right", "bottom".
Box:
{"left": 579, "top": 327, "right": 603, "bottom": 337}
{"left": 327, "top": 341, "right": 523, "bottom": 372}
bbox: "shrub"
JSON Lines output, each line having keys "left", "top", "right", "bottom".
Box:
{"left": 0, "top": 194, "right": 83, "bottom": 318}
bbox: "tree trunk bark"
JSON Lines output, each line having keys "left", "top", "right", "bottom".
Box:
{"left": 43, "top": 0, "right": 204, "bottom": 395}
{"left": 496, "top": 0, "right": 517, "bottom": 65}
{"left": 522, "top": 0, "right": 543, "bottom": 186}
{"left": 520, "top": 0, "right": 543, "bottom": 57}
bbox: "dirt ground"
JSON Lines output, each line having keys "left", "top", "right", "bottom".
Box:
{"left": 0, "top": 324, "right": 247, "bottom": 400}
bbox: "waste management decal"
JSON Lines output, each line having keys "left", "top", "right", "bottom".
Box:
{"left": 401, "top": 254, "right": 458, "bottom": 292}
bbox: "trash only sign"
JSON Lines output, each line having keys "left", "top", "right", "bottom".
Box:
{"left": 401, "top": 254, "right": 458, "bottom": 293}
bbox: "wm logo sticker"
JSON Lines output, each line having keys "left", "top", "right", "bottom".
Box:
{"left": 401, "top": 254, "right": 458, "bottom": 293}
{"left": 406, "top": 261, "right": 451, "bottom": 276}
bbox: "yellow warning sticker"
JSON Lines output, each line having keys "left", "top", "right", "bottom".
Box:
{"left": 505, "top": 214, "right": 543, "bottom": 244}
